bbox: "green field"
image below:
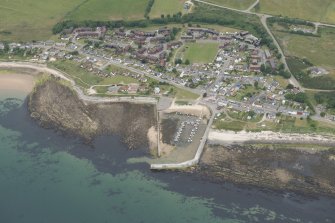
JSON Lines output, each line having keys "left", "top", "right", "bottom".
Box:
{"left": 182, "top": 42, "right": 219, "bottom": 64}
{"left": 0, "top": 0, "right": 83, "bottom": 41}
{"left": 214, "top": 112, "right": 335, "bottom": 134}
{"left": 150, "top": 0, "right": 186, "bottom": 18}
{"left": 255, "top": 0, "right": 335, "bottom": 24}
{"left": 206, "top": 0, "right": 256, "bottom": 10}
{"left": 67, "top": 0, "right": 148, "bottom": 21}
{"left": 0, "top": 0, "right": 148, "bottom": 41}
{"left": 274, "top": 28, "right": 335, "bottom": 90}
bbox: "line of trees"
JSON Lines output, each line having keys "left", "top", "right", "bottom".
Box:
{"left": 268, "top": 17, "right": 315, "bottom": 27}
{"left": 144, "top": 0, "right": 155, "bottom": 19}
{"left": 52, "top": 2, "right": 276, "bottom": 50}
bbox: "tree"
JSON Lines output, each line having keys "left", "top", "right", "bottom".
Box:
{"left": 161, "top": 14, "right": 165, "bottom": 19}
{"left": 279, "top": 70, "right": 291, "bottom": 79}
{"left": 254, "top": 81, "right": 259, "bottom": 89}
{"left": 185, "top": 59, "right": 190, "bottom": 65}
{"left": 286, "top": 84, "right": 294, "bottom": 89}
{"left": 320, "top": 112, "right": 326, "bottom": 117}
{"left": 175, "top": 58, "right": 182, "bottom": 64}
{"left": 248, "top": 111, "right": 256, "bottom": 117}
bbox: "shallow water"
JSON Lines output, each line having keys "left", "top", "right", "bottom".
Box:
{"left": 0, "top": 90, "right": 334, "bottom": 223}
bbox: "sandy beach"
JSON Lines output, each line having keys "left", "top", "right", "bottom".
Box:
{"left": 0, "top": 73, "right": 36, "bottom": 93}
{"left": 208, "top": 130, "right": 335, "bottom": 145}
{"left": 165, "top": 103, "right": 211, "bottom": 119}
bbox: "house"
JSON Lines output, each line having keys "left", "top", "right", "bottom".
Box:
{"left": 119, "top": 85, "right": 129, "bottom": 93}
{"left": 128, "top": 84, "right": 139, "bottom": 94}
{"left": 264, "top": 49, "right": 271, "bottom": 59}
{"left": 268, "top": 59, "right": 276, "bottom": 70}
{"left": 167, "top": 41, "right": 182, "bottom": 49}
{"left": 108, "top": 85, "right": 120, "bottom": 94}
{"left": 147, "top": 45, "right": 163, "bottom": 54}
{"left": 249, "top": 64, "right": 261, "bottom": 72}
{"left": 240, "top": 31, "right": 249, "bottom": 36}
{"left": 154, "top": 87, "right": 161, "bottom": 94}
{"left": 74, "top": 27, "right": 107, "bottom": 39}
{"left": 181, "top": 35, "right": 194, "bottom": 40}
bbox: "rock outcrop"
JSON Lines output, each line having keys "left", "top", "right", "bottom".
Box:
{"left": 29, "top": 78, "right": 157, "bottom": 150}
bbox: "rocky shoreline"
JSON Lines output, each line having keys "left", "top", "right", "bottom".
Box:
{"left": 197, "top": 144, "right": 335, "bottom": 197}
{"left": 27, "top": 76, "right": 335, "bottom": 197}
{"left": 28, "top": 77, "right": 157, "bottom": 151}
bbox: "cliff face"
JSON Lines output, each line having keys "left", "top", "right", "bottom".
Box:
{"left": 29, "top": 78, "right": 157, "bottom": 150}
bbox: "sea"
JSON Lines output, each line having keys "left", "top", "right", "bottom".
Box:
{"left": 0, "top": 89, "right": 334, "bottom": 223}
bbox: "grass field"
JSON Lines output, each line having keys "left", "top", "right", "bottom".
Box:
{"left": 182, "top": 42, "right": 219, "bottom": 64}
{"left": 206, "top": 0, "right": 255, "bottom": 10}
{"left": 274, "top": 28, "right": 335, "bottom": 89}
{"left": 150, "top": 0, "right": 186, "bottom": 18}
{"left": 0, "top": 0, "right": 148, "bottom": 41}
{"left": 0, "top": 0, "right": 83, "bottom": 41}
{"left": 214, "top": 112, "right": 335, "bottom": 134}
{"left": 67, "top": 0, "right": 148, "bottom": 21}
{"left": 255, "top": 0, "right": 335, "bottom": 24}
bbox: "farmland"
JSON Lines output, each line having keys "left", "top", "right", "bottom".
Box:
{"left": 66, "top": 0, "right": 149, "bottom": 21}
{"left": 150, "top": 0, "right": 186, "bottom": 18}
{"left": 206, "top": 0, "right": 256, "bottom": 10}
{"left": 0, "top": 0, "right": 83, "bottom": 41}
{"left": 255, "top": 0, "right": 335, "bottom": 24}
{"left": 182, "top": 42, "right": 219, "bottom": 64}
{"left": 272, "top": 25, "right": 335, "bottom": 89}
{"left": 0, "top": 0, "right": 149, "bottom": 41}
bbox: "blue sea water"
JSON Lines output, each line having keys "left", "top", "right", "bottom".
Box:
{"left": 0, "top": 90, "right": 334, "bottom": 223}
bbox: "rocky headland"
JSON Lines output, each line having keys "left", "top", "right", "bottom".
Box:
{"left": 28, "top": 77, "right": 157, "bottom": 151}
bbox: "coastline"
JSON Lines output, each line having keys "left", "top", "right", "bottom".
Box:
{"left": 199, "top": 144, "right": 335, "bottom": 197}
{"left": 208, "top": 129, "right": 335, "bottom": 146}
{"left": 1, "top": 63, "right": 335, "bottom": 198}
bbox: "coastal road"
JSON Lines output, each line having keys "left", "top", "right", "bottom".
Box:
{"left": 0, "top": 62, "right": 158, "bottom": 105}
{"left": 99, "top": 59, "right": 202, "bottom": 96}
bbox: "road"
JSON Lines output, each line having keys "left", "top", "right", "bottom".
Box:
{"left": 0, "top": 62, "right": 158, "bottom": 105}
{"left": 193, "top": 0, "right": 335, "bottom": 91}
{"left": 245, "top": 0, "right": 259, "bottom": 12}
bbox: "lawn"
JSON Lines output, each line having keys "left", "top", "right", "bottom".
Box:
{"left": 174, "top": 88, "right": 199, "bottom": 100}
{"left": 0, "top": 0, "right": 83, "bottom": 41}
{"left": 255, "top": 0, "right": 335, "bottom": 24}
{"left": 150, "top": 0, "right": 186, "bottom": 18}
{"left": 66, "top": 0, "right": 148, "bottom": 21}
{"left": 99, "top": 75, "right": 139, "bottom": 85}
{"left": 50, "top": 61, "right": 141, "bottom": 87}
{"left": 182, "top": 42, "right": 219, "bottom": 64}
{"left": 206, "top": 0, "right": 256, "bottom": 10}
{"left": 49, "top": 60, "right": 102, "bottom": 88}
